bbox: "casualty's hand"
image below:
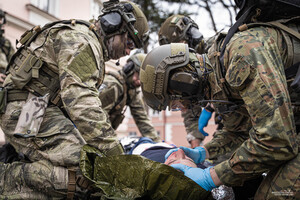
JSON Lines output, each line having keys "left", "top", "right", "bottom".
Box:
{"left": 171, "top": 164, "right": 216, "bottom": 191}
{"left": 0, "top": 73, "right": 6, "bottom": 83}
{"left": 179, "top": 146, "right": 206, "bottom": 164}
{"left": 198, "top": 108, "right": 212, "bottom": 136}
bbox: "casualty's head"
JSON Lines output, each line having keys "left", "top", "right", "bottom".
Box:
{"left": 140, "top": 43, "right": 209, "bottom": 111}
{"left": 122, "top": 52, "right": 146, "bottom": 89}
{"left": 159, "top": 15, "right": 205, "bottom": 54}
{"left": 164, "top": 148, "right": 197, "bottom": 168}
{"left": 97, "top": 0, "right": 149, "bottom": 60}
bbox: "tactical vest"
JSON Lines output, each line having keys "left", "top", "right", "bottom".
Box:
{"left": 208, "top": 17, "right": 300, "bottom": 115}
{"left": 6, "top": 19, "right": 101, "bottom": 105}
{"left": 100, "top": 71, "right": 128, "bottom": 129}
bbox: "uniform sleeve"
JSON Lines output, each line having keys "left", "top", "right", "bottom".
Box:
{"left": 181, "top": 105, "right": 205, "bottom": 143}
{"left": 128, "top": 90, "right": 160, "bottom": 142}
{"left": 56, "top": 30, "right": 121, "bottom": 152}
{"left": 99, "top": 75, "right": 123, "bottom": 113}
{"left": 213, "top": 28, "right": 298, "bottom": 186}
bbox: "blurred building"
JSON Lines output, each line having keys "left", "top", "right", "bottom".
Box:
{"left": 0, "top": 0, "right": 216, "bottom": 147}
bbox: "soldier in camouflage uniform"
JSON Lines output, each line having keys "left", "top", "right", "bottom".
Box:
{"left": 0, "top": 9, "right": 14, "bottom": 85}
{"left": 0, "top": 1, "right": 149, "bottom": 199}
{"left": 99, "top": 53, "right": 160, "bottom": 142}
{"left": 140, "top": 0, "right": 300, "bottom": 198}
{"left": 159, "top": 14, "right": 208, "bottom": 147}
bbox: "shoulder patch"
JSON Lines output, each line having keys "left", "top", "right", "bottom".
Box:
{"left": 68, "top": 44, "right": 97, "bottom": 83}
{"left": 225, "top": 54, "right": 251, "bottom": 89}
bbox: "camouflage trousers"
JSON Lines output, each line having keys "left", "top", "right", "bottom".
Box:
{"left": 0, "top": 101, "right": 85, "bottom": 199}
{"left": 255, "top": 149, "right": 300, "bottom": 200}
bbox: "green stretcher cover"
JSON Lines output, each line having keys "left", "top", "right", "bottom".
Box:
{"left": 80, "top": 145, "right": 214, "bottom": 200}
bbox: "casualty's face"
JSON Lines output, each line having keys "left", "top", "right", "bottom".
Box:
{"left": 164, "top": 149, "right": 197, "bottom": 168}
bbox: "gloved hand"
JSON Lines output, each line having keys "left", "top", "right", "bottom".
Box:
{"left": 179, "top": 146, "right": 206, "bottom": 164}
{"left": 198, "top": 108, "right": 212, "bottom": 136}
{"left": 164, "top": 148, "right": 179, "bottom": 161}
{"left": 171, "top": 164, "right": 216, "bottom": 191}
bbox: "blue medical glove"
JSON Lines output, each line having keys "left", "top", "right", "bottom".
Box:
{"left": 164, "top": 148, "right": 179, "bottom": 161}
{"left": 198, "top": 108, "right": 212, "bottom": 136}
{"left": 171, "top": 164, "right": 216, "bottom": 191}
{"left": 179, "top": 146, "right": 206, "bottom": 164}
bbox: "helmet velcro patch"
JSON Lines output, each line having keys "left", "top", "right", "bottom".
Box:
{"left": 140, "top": 64, "right": 155, "bottom": 93}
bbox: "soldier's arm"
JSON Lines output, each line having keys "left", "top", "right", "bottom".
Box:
{"left": 56, "top": 30, "right": 121, "bottom": 153}
{"left": 181, "top": 105, "right": 205, "bottom": 147}
{"left": 99, "top": 75, "right": 123, "bottom": 112}
{"left": 213, "top": 28, "right": 298, "bottom": 186}
{"left": 129, "top": 90, "right": 160, "bottom": 142}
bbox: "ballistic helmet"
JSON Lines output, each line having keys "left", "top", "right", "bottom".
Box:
{"left": 99, "top": 0, "right": 149, "bottom": 48}
{"left": 159, "top": 15, "right": 205, "bottom": 53}
{"left": 140, "top": 43, "right": 205, "bottom": 111}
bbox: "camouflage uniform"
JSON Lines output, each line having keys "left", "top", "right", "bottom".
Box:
{"left": 0, "top": 21, "right": 123, "bottom": 199}
{"left": 99, "top": 70, "right": 160, "bottom": 142}
{"left": 0, "top": 37, "right": 14, "bottom": 74}
{"left": 204, "top": 25, "right": 300, "bottom": 198}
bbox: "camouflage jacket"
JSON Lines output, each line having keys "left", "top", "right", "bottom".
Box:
{"left": 3, "top": 21, "right": 122, "bottom": 152}
{"left": 99, "top": 70, "right": 160, "bottom": 142}
{"left": 0, "top": 37, "right": 14, "bottom": 73}
{"left": 181, "top": 104, "right": 205, "bottom": 143}
{"left": 204, "top": 26, "right": 299, "bottom": 186}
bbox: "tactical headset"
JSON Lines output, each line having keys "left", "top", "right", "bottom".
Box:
{"left": 99, "top": 0, "right": 146, "bottom": 48}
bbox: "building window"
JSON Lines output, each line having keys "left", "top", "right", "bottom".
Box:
{"left": 157, "top": 131, "right": 160, "bottom": 136}
{"left": 90, "top": 0, "right": 102, "bottom": 20}
{"left": 129, "top": 132, "right": 137, "bottom": 136}
{"left": 31, "top": 0, "right": 58, "bottom": 17}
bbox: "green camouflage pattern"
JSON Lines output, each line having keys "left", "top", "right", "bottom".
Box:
{"left": 0, "top": 21, "right": 123, "bottom": 198}
{"left": 0, "top": 37, "right": 14, "bottom": 74}
{"left": 99, "top": 71, "right": 160, "bottom": 142}
{"left": 0, "top": 159, "right": 68, "bottom": 199}
{"left": 181, "top": 104, "right": 205, "bottom": 144}
{"left": 204, "top": 25, "right": 299, "bottom": 196}
{"left": 80, "top": 144, "right": 214, "bottom": 200}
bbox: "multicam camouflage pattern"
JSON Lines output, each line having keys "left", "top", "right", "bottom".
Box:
{"left": 0, "top": 37, "right": 14, "bottom": 74}
{"left": 0, "top": 159, "right": 68, "bottom": 199}
{"left": 181, "top": 104, "right": 205, "bottom": 144}
{"left": 99, "top": 70, "right": 160, "bottom": 142}
{"left": 0, "top": 21, "right": 123, "bottom": 198}
{"left": 13, "top": 93, "right": 49, "bottom": 138}
{"left": 204, "top": 26, "right": 299, "bottom": 196}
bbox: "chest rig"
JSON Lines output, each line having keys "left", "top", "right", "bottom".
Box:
{"left": 6, "top": 20, "right": 101, "bottom": 105}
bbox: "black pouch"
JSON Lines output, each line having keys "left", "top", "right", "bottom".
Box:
{"left": 0, "top": 87, "right": 7, "bottom": 114}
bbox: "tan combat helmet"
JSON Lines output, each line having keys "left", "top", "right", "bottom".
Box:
{"left": 158, "top": 15, "right": 205, "bottom": 53}
{"left": 140, "top": 43, "right": 205, "bottom": 111}
{"left": 99, "top": 0, "right": 149, "bottom": 49}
